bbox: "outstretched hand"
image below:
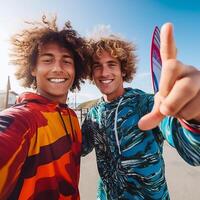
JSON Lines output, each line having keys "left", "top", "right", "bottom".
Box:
{"left": 138, "top": 23, "right": 200, "bottom": 130}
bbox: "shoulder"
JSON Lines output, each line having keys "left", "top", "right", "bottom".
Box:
{"left": 0, "top": 103, "right": 36, "bottom": 132}
{"left": 87, "top": 99, "right": 104, "bottom": 118}
{"left": 66, "top": 107, "right": 81, "bottom": 126}
{"left": 126, "top": 88, "right": 153, "bottom": 98}
{"left": 123, "top": 88, "right": 153, "bottom": 104}
{"left": 67, "top": 107, "right": 78, "bottom": 118}
{"left": 4, "top": 100, "right": 49, "bottom": 125}
{"left": 121, "top": 88, "right": 154, "bottom": 115}
{"left": 2, "top": 102, "right": 33, "bottom": 118}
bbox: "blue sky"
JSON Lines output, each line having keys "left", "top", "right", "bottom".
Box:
{"left": 0, "top": 0, "right": 200, "bottom": 103}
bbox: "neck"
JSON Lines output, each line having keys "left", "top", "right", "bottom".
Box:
{"left": 36, "top": 91, "right": 67, "bottom": 104}
{"left": 103, "top": 88, "right": 125, "bottom": 102}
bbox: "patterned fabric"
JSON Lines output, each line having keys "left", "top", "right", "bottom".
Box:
{"left": 0, "top": 92, "right": 82, "bottom": 200}
{"left": 82, "top": 88, "right": 200, "bottom": 200}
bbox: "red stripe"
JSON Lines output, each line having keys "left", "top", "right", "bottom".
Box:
{"left": 179, "top": 119, "right": 200, "bottom": 134}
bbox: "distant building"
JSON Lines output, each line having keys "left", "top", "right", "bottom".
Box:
{"left": 77, "top": 99, "right": 99, "bottom": 109}
{"left": 74, "top": 99, "right": 99, "bottom": 123}
{"left": 0, "top": 90, "right": 18, "bottom": 111}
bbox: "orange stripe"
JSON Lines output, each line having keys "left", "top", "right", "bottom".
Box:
{"left": 18, "top": 151, "right": 80, "bottom": 199}
{"left": 28, "top": 111, "right": 81, "bottom": 156}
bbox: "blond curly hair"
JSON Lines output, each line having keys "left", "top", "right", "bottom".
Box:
{"left": 86, "top": 35, "right": 137, "bottom": 82}
{"left": 10, "top": 15, "right": 87, "bottom": 91}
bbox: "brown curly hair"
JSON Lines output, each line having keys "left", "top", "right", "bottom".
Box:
{"left": 10, "top": 15, "right": 87, "bottom": 91}
{"left": 86, "top": 35, "right": 137, "bottom": 82}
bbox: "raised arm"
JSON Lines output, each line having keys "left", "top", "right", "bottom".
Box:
{"left": 0, "top": 108, "right": 32, "bottom": 199}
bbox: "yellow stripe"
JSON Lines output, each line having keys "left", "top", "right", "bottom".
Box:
{"left": 28, "top": 111, "right": 80, "bottom": 156}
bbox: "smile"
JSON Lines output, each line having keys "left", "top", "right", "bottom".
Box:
{"left": 100, "top": 80, "right": 113, "bottom": 84}
{"left": 48, "top": 78, "right": 67, "bottom": 83}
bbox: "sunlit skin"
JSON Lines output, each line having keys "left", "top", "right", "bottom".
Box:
{"left": 92, "top": 51, "right": 125, "bottom": 102}
{"left": 31, "top": 42, "right": 75, "bottom": 103}
{"left": 138, "top": 23, "right": 200, "bottom": 130}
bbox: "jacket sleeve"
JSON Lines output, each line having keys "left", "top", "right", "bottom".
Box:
{"left": 146, "top": 93, "right": 200, "bottom": 166}
{"left": 160, "top": 116, "right": 200, "bottom": 166}
{"left": 0, "top": 107, "right": 32, "bottom": 199}
{"left": 81, "top": 110, "right": 95, "bottom": 156}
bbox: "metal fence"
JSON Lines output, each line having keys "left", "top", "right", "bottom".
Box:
{"left": 74, "top": 108, "right": 89, "bottom": 124}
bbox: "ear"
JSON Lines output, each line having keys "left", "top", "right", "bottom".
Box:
{"left": 31, "top": 68, "right": 36, "bottom": 77}
{"left": 122, "top": 72, "right": 126, "bottom": 77}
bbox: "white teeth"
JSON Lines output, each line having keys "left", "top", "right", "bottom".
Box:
{"left": 49, "top": 78, "right": 66, "bottom": 83}
{"left": 101, "top": 80, "right": 112, "bottom": 84}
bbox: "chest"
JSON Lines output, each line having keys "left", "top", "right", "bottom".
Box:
{"left": 93, "top": 99, "right": 163, "bottom": 159}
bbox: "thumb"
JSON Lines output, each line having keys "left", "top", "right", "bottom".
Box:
{"left": 138, "top": 93, "right": 165, "bottom": 130}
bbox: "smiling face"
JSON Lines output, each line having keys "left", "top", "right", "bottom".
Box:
{"left": 31, "top": 42, "right": 75, "bottom": 103}
{"left": 92, "top": 51, "right": 125, "bottom": 102}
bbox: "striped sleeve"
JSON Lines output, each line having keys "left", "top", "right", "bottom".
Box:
{"left": 146, "top": 93, "right": 200, "bottom": 166}
{"left": 160, "top": 116, "right": 200, "bottom": 166}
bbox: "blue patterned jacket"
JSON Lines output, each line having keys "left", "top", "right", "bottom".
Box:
{"left": 82, "top": 88, "right": 200, "bottom": 200}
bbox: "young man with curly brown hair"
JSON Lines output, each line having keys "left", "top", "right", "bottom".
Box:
{"left": 82, "top": 23, "right": 200, "bottom": 199}
{"left": 0, "top": 16, "right": 87, "bottom": 200}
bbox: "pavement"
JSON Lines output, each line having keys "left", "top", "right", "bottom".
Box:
{"left": 79, "top": 142, "right": 200, "bottom": 200}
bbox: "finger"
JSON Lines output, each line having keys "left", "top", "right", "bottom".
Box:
{"left": 160, "top": 23, "right": 177, "bottom": 62}
{"left": 178, "top": 91, "right": 200, "bottom": 121}
{"left": 159, "top": 59, "right": 183, "bottom": 97}
{"left": 138, "top": 93, "right": 164, "bottom": 130}
{"left": 159, "top": 62, "right": 197, "bottom": 98}
{"left": 160, "top": 72, "right": 200, "bottom": 116}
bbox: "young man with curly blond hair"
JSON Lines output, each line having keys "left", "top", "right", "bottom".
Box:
{"left": 0, "top": 16, "right": 87, "bottom": 200}
{"left": 82, "top": 23, "right": 200, "bottom": 199}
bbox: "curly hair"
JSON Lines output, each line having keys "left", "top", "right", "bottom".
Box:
{"left": 10, "top": 15, "right": 87, "bottom": 91}
{"left": 87, "top": 35, "right": 137, "bottom": 82}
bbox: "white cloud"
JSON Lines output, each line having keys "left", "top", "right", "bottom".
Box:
{"left": 86, "top": 24, "right": 112, "bottom": 40}
{"left": 86, "top": 24, "right": 124, "bottom": 40}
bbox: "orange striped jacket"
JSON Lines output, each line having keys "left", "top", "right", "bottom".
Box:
{"left": 0, "top": 92, "right": 82, "bottom": 200}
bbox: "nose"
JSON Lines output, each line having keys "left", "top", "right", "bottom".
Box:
{"left": 52, "top": 60, "right": 63, "bottom": 72}
{"left": 101, "top": 66, "right": 109, "bottom": 77}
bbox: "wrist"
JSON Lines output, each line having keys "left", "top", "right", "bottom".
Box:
{"left": 187, "top": 119, "right": 200, "bottom": 127}
{"left": 182, "top": 119, "right": 200, "bottom": 130}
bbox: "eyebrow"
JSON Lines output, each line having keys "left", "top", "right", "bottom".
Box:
{"left": 39, "top": 53, "right": 53, "bottom": 57}
{"left": 39, "top": 53, "right": 73, "bottom": 59}
{"left": 107, "top": 60, "right": 118, "bottom": 64}
{"left": 93, "top": 60, "right": 118, "bottom": 65}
